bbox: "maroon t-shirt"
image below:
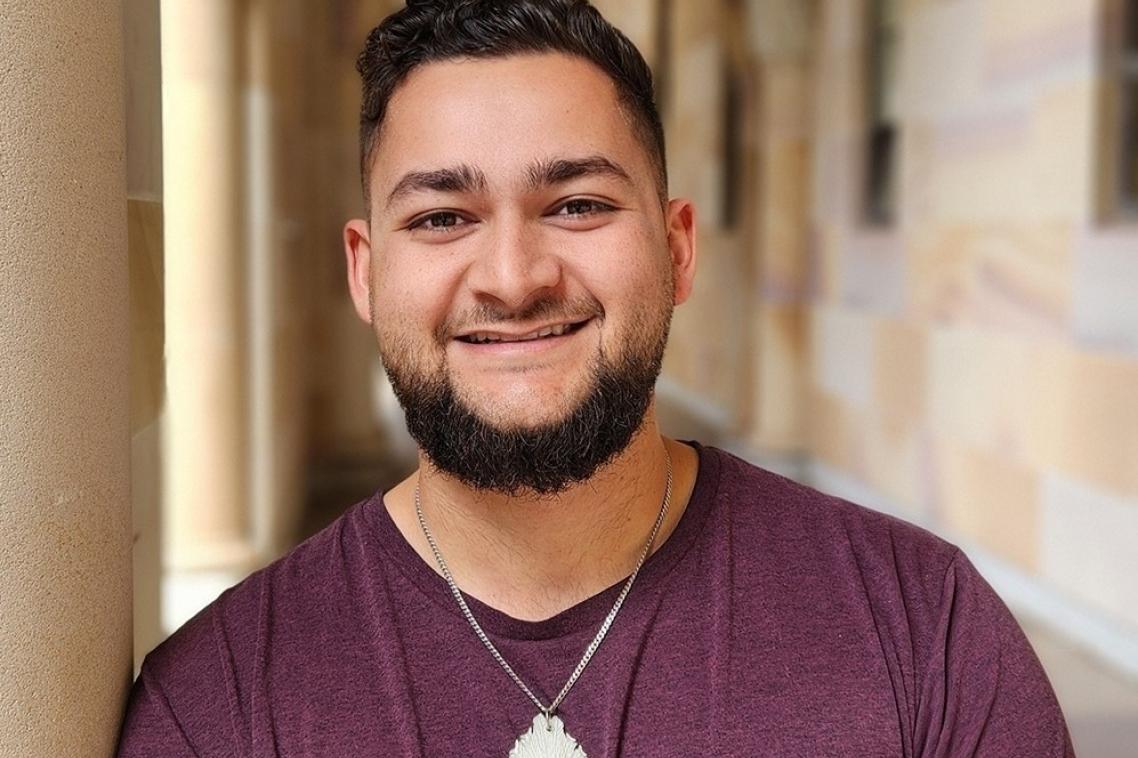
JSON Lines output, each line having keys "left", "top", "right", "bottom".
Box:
{"left": 118, "top": 446, "right": 1074, "bottom": 756}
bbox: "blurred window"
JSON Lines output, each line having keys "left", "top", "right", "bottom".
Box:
{"left": 1116, "top": 0, "right": 1138, "bottom": 218}
{"left": 720, "top": 20, "right": 746, "bottom": 230}
{"left": 1100, "top": 0, "right": 1138, "bottom": 221}
{"left": 654, "top": 0, "right": 673, "bottom": 117}
{"left": 864, "top": 0, "right": 900, "bottom": 226}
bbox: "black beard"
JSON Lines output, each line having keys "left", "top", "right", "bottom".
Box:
{"left": 383, "top": 331, "right": 667, "bottom": 496}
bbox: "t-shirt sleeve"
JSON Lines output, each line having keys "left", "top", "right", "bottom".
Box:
{"left": 914, "top": 552, "right": 1075, "bottom": 757}
{"left": 116, "top": 605, "right": 244, "bottom": 758}
{"left": 117, "top": 667, "right": 203, "bottom": 757}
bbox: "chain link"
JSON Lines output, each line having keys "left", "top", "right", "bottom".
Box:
{"left": 414, "top": 453, "right": 673, "bottom": 719}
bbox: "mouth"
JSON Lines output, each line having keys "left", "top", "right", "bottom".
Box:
{"left": 454, "top": 318, "right": 593, "bottom": 345}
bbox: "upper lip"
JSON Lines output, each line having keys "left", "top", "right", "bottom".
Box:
{"left": 453, "top": 317, "right": 593, "bottom": 343}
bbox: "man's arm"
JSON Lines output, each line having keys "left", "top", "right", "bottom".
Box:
{"left": 117, "top": 668, "right": 204, "bottom": 757}
{"left": 915, "top": 553, "right": 1075, "bottom": 757}
{"left": 117, "top": 605, "right": 244, "bottom": 758}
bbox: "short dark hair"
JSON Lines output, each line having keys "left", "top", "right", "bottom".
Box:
{"left": 355, "top": 0, "right": 667, "bottom": 207}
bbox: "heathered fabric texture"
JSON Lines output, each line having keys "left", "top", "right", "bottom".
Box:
{"left": 118, "top": 446, "right": 1074, "bottom": 756}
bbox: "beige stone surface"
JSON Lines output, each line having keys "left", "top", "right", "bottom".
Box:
{"left": 934, "top": 437, "right": 1041, "bottom": 571}
{"left": 1025, "top": 617, "right": 1138, "bottom": 758}
{"left": 665, "top": 231, "right": 749, "bottom": 424}
{"left": 862, "top": 416, "right": 926, "bottom": 516}
{"left": 128, "top": 198, "right": 165, "bottom": 668}
{"left": 125, "top": 0, "right": 165, "bottom": 672}
{"left": 749, "top": 304, "right": 807, "bottom": 450}
{"left": 814, "top": 0, "right": 863, "bottom": 139}
{"left": 161, "top": 0, "right": 253, "bottom": 570}
{"left": 305, "top": 1, "right": 392, "bottom": 464}
{"left": 1073, "top": 229, "right": 1138, "bottom": 352}
{"left": 807, "top": 387, "right": 865, "bottom": 476}
{"left": 982, "top": 0, "right": 1095, "bottom": 80}
{"left": 873, "top": 318, "right": 927, "bottom": 429}
{"left": 811, "top": 224, "right": 846, "bottom": 302}
{"left": 129, "top": 200, "right": 165, "bottom": 432}
{"left": 590, "top": 0, "right": 658, "bottom": 65}
{"left": 1024, "top": 348, "right": 1138, "bottom": 498}
{"left": 921, "top": 114, "right": 1037, "bottom": 224}
{"left": 242, "top": 0, "right": 313, "bottom": 563}
{"left": 926, "top": 325, "right": 1041, "bottom": 459}
{"left": 811, "top": 133, "right": 859, "bottom": 225}
{"left": 908, "top": 224, "right": 1074, "bottom": 336}
{"left": 1041, "top": 473, "right": 1138, "bottom": 629}
{"left": 665, "top": 0, "right": 724, "bottom": 216}
{"left": 758, "top": 158, "right": 810, "bottom": 292}
{"left": 804, "top": 0, "right": 1138, "bottom": 668}
{"left": 748, "top": 37, "right": 812, "bottom": 451}
{"left": 0, "top": 0, "right": 132, "bottom": 753}
{"left": 1027, "top": 81, "right": 1095, "bottom": 222}
{"left": 747, "top": 0, "right": 816, "bottom": 61}
{"left": 901, "top": 0, "right": 985, "bottom": 120}
{"left": 841, "top": 230, "right": 905, "bottom": 313}
{"left": 811, "top": 304, "right": 876, "bottom": 410}
{"left": 124, "top": 0, "right": 163, "bottom": 199}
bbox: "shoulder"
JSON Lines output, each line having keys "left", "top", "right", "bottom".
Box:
{"left": 121, "top": 495, "right": 385, "bottom": 753}
{"left": 697, "top": 446, "right": 1073, "bottom": 754}
{"left": 700, "top": 446, "right": 965, "bottom": 665}
{"left": 705, "top": 445, "right": 960, "bottom": 582}
{"left": 149, "top": 493, "right": 382, "bottom": 664}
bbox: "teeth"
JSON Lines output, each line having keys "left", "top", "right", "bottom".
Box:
{"left": 466, "top": 322, "right": 575, "bottom": 344}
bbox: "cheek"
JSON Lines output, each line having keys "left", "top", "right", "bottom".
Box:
{"left": 371, "top": 255, "right": 456, "bottom": 338}
{"left": 592, "top": 229, "right": 672, "bottom": 304}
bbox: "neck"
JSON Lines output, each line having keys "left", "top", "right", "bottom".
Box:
{"left": 385, "top": 409, "right": 698, "bottom": 621}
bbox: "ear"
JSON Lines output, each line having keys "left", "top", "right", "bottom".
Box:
{"left": 665, "top": 199, "right": 697, "bottom": 305}
{"left": 343, "top": 218, "right": 374, "bottom": 323}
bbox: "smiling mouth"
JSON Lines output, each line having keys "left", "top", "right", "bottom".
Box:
{"left": 455, "top": 318, "right": 593, "bottom": 345}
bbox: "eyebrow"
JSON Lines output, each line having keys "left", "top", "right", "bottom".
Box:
{"left": 525, "top": 156, "right": 632, "bottom": 191}
{"left": 385, "top": 164, "right": 488, "bottom": 207}
{"left": 384, "top": 155, "right": 632, "bottom": 208}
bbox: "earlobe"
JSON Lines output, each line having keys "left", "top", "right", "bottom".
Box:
{"left": 343, "top": 218, "right": 374, "bottom": 324}
{"left": 666, "top": 199, "right": 697, "bottom": 306}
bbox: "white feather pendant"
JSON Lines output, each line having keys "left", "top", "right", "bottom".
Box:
{"left": 508, "top": 714, "right": 588, "bottom": 758}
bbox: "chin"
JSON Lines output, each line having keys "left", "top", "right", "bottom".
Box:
{"left": 455, "top": 380, "right": 592, "bottom": 428}
{"left": 460, "top": 397, "right": 583, "bottom": 433}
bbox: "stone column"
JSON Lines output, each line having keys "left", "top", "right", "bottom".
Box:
{"left": 744, "top": 0, "right": 816, "bottom": 453}
{"left": 125, "top": 0, "right": 166, "bottom": 670}
{"left": 0, "top": 1, "right": 132, "bottom": 755}
{"left": 245, "top": 0, "right": 309, "bottom": 559}
{"left": 656, "top": 0, "right": 753, "bottom": 438}
{"left": 161, "top": 0, "right": 256, "bottom": 631}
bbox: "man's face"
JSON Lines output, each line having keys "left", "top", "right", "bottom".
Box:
{"left": 345, "top": 52, "right": 696, "bottom": 492}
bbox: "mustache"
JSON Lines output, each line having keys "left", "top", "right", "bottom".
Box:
{"left": 437, "top": 295, "right": 604, "bottom": 341}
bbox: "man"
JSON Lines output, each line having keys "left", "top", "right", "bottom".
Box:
{"left": 119, "top": 1, "right": 1074, "bottom": 755}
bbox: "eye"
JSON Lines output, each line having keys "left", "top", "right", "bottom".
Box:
{"left": 555, "top": 198, "right": 614, "bottom": 217}
{"left": 407, "top": 211, "right": 469, "bottom": 233}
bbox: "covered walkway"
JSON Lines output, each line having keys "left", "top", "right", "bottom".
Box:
{"left": 2, "top": 0, "right": 1137, "bottom": 754}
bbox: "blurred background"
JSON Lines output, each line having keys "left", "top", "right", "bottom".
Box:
{"left": 2, "top": 0, "right": 1137, "bottom": 754}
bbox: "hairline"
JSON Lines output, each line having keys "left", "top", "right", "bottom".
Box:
{"left": 360, "top": 51, "right": 668, "bottom": 213}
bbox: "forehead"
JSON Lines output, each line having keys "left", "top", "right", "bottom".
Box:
{"left": 370, "top": 53, "right": 653, "bottom": 196}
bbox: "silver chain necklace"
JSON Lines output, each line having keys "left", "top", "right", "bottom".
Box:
{"left": 414, "top": 454, "right": 673, "bottom": 758}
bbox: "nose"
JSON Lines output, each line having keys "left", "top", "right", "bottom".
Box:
{"left": 465, "top": 217, "right": 562, "bottom": 311}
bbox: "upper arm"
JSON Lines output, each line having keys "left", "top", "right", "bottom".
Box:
{"left": 116, "top": 604, "right": 246, "bottom": 758}
{"left": 116, "top": 667, "right": 202, "bottom": 758}
{"left": 914, "top": 553, "right": 1075, "bottom": 758}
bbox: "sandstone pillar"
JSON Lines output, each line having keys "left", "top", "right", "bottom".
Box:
{"left": 125, "top": 0, "right": 167, "bottom": 669}
{"left": 245, "top": 0, "right": 309, "bottom": 559}
{"left": 161, "top": 0, "right": 256, "bottom": 631}
{"left": 0, "top": 1, "right": 132, "bottom": 754}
